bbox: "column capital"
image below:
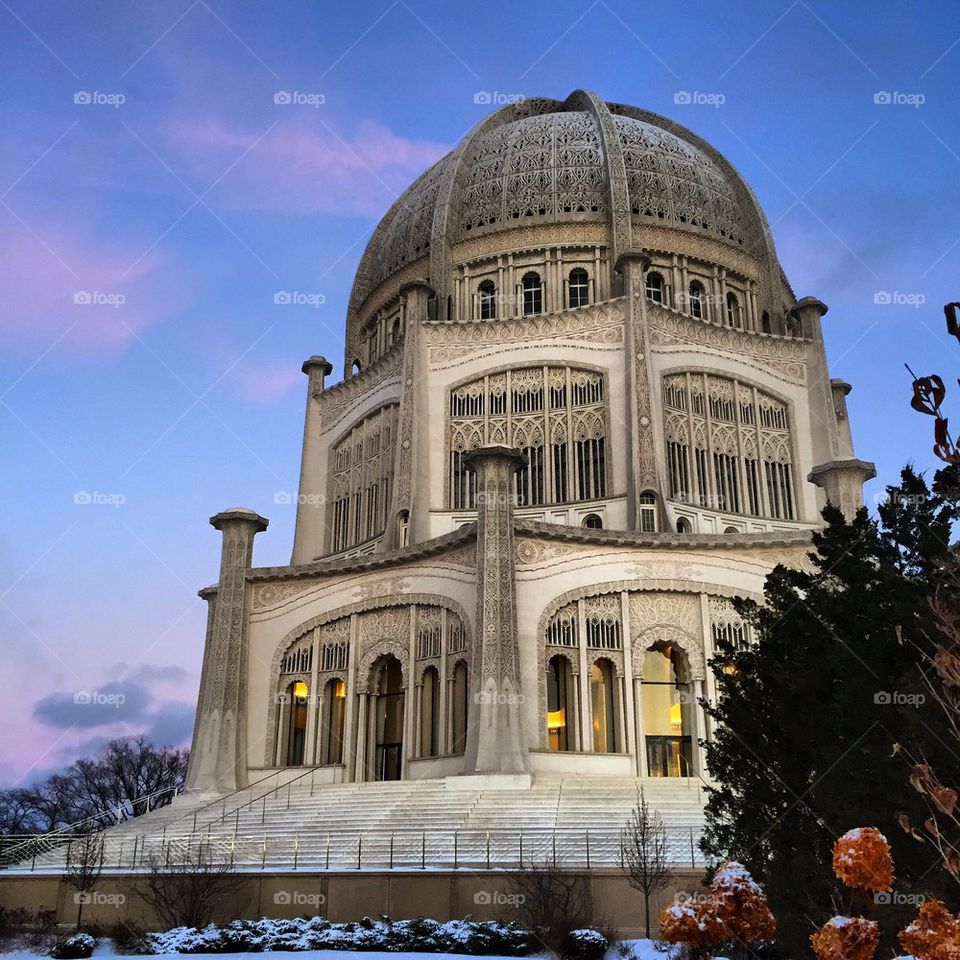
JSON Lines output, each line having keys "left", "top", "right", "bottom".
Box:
{"left": 210, "top": 507, "right": 269, "bottom": 534}
{"left": 464, "top": 445, "right": 528, "bottom": 474}
{"left": 808, "top": 458, "right": 877, "bottom": 520}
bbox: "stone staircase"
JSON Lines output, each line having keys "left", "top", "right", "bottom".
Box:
{"left": 5, "top": 775, "right": 707, "bottom": 873}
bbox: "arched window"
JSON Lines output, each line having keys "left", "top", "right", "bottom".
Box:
{"left": 324, "top": 678, "right": 346, "bottom": 764}
{"left": 568, "top": 268, "right": 589, "bottom": 308}
{"left": 478, "top": 280, "right": 497, "bottom": 320}
{"left": 419, "top": 666, "right": 440, "bottom": 758}
{"left": 761, "top": 311, "right": 771, "bottom": 334}
{"left": 389, "top": 317, "right": 401, "bottom": 344}
{"left": 582, "top": 513, "right": 603, "bottom": 529}
{"left": 285, "top": 680, "right": 309, "bottom": 766}
{"left": 452, "top": 662, "right": 468, "bottom": 753}
{"left": 351, "top": 360, "right": 362, "bottom": 376}
{"left": 522, "top": 272, "right": 543, "bottom": 316}
{"left": 396, "top": 510, "right": 410, "bottom": 548}
{"left": 676, "top": 517, "right": 692, "bottom": 533}
{"left": 373, "top": 656, "right": 404, "bottom": 781}
{"left": 724, "top": 526, "right": 739, "bottom": 534}
{"left": 638, "top": 491, "right": 658, "bottom": 533}
{"left": 642, "top": 644, "right": 692, "bottom": 777}
{"left": 645, "top": 271, "right": 664, "bottom": 304}
{"left": 449, "top": 366, "right": 606, "bottom": 509}
{"left": 330, "top": 405, "right": 399, "bottom": 552}
{"left": 688, "top": 281, "right": 704, "bottom": 320}
{"left": 662, "top": 373, "right": 796, "bottom": 520}
{"left": 726, "top": 291, "right": 741, "bottom": 328}
{"left": 590, "top": 658, "right": 618, "bottom": 752}
{"left": 546, "top": 654, "right": 575, "bottom": 751}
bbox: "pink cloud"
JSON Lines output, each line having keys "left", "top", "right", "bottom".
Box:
{"left": 164, "top": 115, "right": 450, "bottom": 217}
{"left": 231, "top": 360, "right": 304, "bottom": 404}
{"left": 0, "top": 214, "right": 169, "bottom": 357}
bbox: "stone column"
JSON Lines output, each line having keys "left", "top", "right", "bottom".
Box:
{"left": 462, "top": 446, "right": 528, "bottom": 774}
{"left": 185, "top": 508, "right": 269, "bottom": 794}
{"left": 291, "top": 357, "right": 332, "bottom": 565}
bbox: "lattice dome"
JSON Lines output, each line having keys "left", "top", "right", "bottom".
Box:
{"left": 348, "top": 91, "right": 774, "bottom": 321}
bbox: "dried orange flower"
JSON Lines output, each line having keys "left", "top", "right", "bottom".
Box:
{"left": 899, "top": 900, "right": 960, "bottom": 960}
{"left": 832, "top": 827, "right": 894, "bottom": 892}
{"left": 811, "top": 916, "right": 880, "bottom": 960}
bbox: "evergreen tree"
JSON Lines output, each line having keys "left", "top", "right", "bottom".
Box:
{"left": 701, "top": 467, "right": 958, "bottom": 957}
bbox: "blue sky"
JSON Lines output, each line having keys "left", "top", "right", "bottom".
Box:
{"left": 1, "top": 0, "right": 959, "bottom": 785}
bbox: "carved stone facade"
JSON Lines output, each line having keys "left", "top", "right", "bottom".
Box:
{"left": 186, "top": 90, "right": 873, "bottom": 796}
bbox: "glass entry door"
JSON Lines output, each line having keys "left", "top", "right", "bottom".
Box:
{"left": 374, "top": 657, "right": 404, "bottom": 781}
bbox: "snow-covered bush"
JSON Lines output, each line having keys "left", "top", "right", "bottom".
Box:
{"left": 50, "top": 932, "right": 96, "bottom": 959}
{"left": 810, "top": 916, "right": 880, "bottom": 960}
{"left": 563, "top": 927, "right": 609, "bottom": 960}
{"left": 146, "top": 916, "right": 532, "bottom": 955}
{"left": 899, "top": 899, "right": 960, "bottom": 960}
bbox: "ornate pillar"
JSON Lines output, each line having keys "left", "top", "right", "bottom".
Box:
{"left": 463, "top": 446, "right": 528, "bottom": 774}
{"left": 291, "top": 357, "right": 332, "bottom": 564}
{"left": 185, "top": 508, "right": 269, "bottom": 794}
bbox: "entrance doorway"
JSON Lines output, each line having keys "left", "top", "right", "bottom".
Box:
{"left": 373, "top": 656, "right": 404, "bottom": 780}
{"left": 285, "top": 680, "right": 309, "bottom": 766}
{"left": 641, "top": 643, "right": 693, "bottom": 777}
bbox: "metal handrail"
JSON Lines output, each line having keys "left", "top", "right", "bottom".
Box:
{"left": 0, "top": 783, "right": 182, "bottom": 866}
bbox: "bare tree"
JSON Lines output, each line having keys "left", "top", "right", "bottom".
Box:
{"left": 620, "top": 787, "right": 670, "bottom": 937}
{"left": 510, "top": 860, "right": 594, "bottom": 953}
{"left": 64, "top": 832, "right": 105, "bottom": 930}
{"left": 133, "top": 843, "right": 248, "bottom": 930}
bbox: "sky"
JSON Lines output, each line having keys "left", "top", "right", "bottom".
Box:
{"left": 1, "top": 0, "right": 959, "bottom": 788}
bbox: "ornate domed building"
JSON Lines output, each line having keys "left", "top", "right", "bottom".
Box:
{"left": 186, "top": 91, "right": 874, "bottom": 801}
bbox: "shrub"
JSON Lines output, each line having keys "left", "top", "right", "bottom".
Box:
{"left": 810, "top": 917, "right": 879, "bottom": 960}
{"left": 898, "top": 900, "right": 960, "bottom": 960}
{"left": 832, "top": 829, "right": 894, "bottom": 894}
{"left": 50, "top": 932, "right": 96, "bottom": 959}
{"left": 563, "top": 928, "right": 609, "bottom": 960}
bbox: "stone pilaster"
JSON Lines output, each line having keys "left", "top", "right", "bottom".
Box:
{"left": 462, "top": 446, "right": 528, "bottom": 774}
{"left": 291, "top": 356, "right": 332, "bottom": 565}
{"left": 185, "top": 508, "right": 268, "bottom": 794}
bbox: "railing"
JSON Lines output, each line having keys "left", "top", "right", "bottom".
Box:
{"left": 9, "top": 826, "right": 708, "bottom": 873}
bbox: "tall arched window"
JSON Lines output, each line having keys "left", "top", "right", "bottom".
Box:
{"left": 522, "top": 272, "right": 543, "bottom": 316}
{"left": 396, "top": 510, "right": 410, "bottom": 548}
{"left": 688, "top": 281, "right": 704, "bottom": 320}
{"left": 330, "top": 405, "right": 399, "bottom": 552}
{"left": 449, "top": 367, "right": 607, "bottom": 509}
{"left": 452, "top": 662, "right": 468, "bottom": 753}
{"left": 324, "top": 678, "right": 346, "bottom": 764}
{"left": 285, "top": 680, "right": 309, "bottom": 766}
{"left": 590, "top": 658, "right": 617, "bottom": 752}
{"left": 638, "top": 491, "right": 658, "bottom": 533}
{"left": 642, "top": 644, "right": 692, "bottom": 777}
{"left": 726, "top": 291, "right": 741, "bottom": 328}
{"left": 478, "top": 280, "right": 497, "bottom": 320}
{"left": 568, "top": 268, "right": 589, "bottom": 308}
{"left": 645, "top": 271, "right": 664, "bottom": 304}
{"left": 419, "top": 666, "right": 440, "bottom": 758}
{"left": 662, "top": 373, "right": 796, "bottom": 520}
{"left": 761, "top": 310, "right": 771, "bottom": 334}
{"left": 373, "top": 656, "right": 404, "bottom": 781}
{"left": 546, "top": 654, "right": 575, "bottom": 751}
